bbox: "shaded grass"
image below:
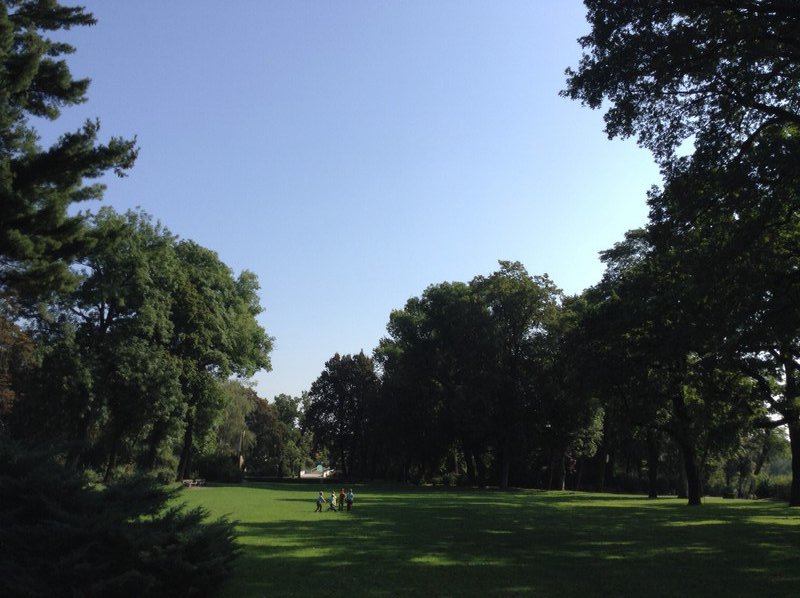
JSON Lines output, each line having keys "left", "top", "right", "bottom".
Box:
{"left": 180, "top": 483, "right": 800, "bottom": 597}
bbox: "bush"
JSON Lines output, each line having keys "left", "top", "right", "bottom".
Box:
{"left": 754, "top": 475, "right": 792, "bottom": 502}
{"left": 0, "top": 444, "right": 239, "bottom": 597}
{"left": 151, "top": 465, "right": 179, "bottom": 485}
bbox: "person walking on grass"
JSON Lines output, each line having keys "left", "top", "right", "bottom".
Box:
{"left": 328, "top": 491, "right": 337, "bottom": 511}
{"left": 315, "top": 491, "right": 324, "bottom": 512}
{"left": 338, "top": 488, "right": 346, "bottom": 511}
{"left": 346, "top": 488, "right": 354, "bottom": 512}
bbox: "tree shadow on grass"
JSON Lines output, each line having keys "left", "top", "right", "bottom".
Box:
{"left": 217, "top": 487, "right": 800, "bottom": 597}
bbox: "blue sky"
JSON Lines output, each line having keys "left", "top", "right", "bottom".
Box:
{"left": 42, "top": 1, "right": 661, "bottom": 398}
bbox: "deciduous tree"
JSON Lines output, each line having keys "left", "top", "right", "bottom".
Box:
{"left": 172, "top": 241, "right": 273, "bottom": 481}
{"left": 563, "top": 0, "right": 800, "bottom": 165}
{"left": 306, "top": 352, "right": 379, "bottom": 477}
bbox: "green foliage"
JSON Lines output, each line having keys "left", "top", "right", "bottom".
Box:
{"left": 6, "top": 207, "right": 274, "bottom": 482}
{"left": 755, "top": 475, "right": 793, "bottom": 502}
{"left": 203, "top": 383, "right": 312, "bottom": 480}
{"left": 269, "top": 393, "right": 314, "bottom": 476}
{"left": 0, "top": 0, "right": 138, "bottom": 302}
{"left": 0, "top": 313, "right": 33, "bottom": 430}
{"left": 244, "top": 395, "right": 283, "bottom": 475}
{"left": 563, "top": 0, "right": 800, "bottom": 165}
{"left": 0, "top": 444, "right": 238, "bottom": 597}
{"left": 8, "top": 208, "right": 186, "bottom": 477}
{"left": 647, "top": 158, "right": 800, "bottom": 504}
{"left": 214, "top": 380, "right": 258, "bottom": 457}
{"left": 306, "top": 352, "right": 379, "bottom": 477}
{"left": 171, "top": 240, "right": 273, "bottom": 481}
{"left": 376, "top": 280, "right": 484, "bottom": 481}
{"left": 565, "top": 0, "right": 800, "bottom": 506}
{"left": 374, "top": 262, "right": 591, "bottom": 488}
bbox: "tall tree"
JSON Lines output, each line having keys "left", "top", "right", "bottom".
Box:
{"left": 647, "top": 159, "right": 800, "bottom": 504}
{"left": 306, "top": 352, "right": 379, "bottom": 477}
{"left": 245, "top": 397, "right": 284, "bottom": 476}
{"left": 588, "top": 224, "right": 763, "bottom": 505}
{"left": 0, "top": 0, "right": 137, "bottom": 302}
{"left": 270, "top": 393, "right": 313, "bottom": 476}
{"left": 565, "top": 1, "right": 799, "bottom": 505}
{"left": 71, "top": 208, "right": 180, "bottom": 477}
{"left": 172, "top": 241, "right": 273, "bottom": 481}
{"left": 471, "top": 261, "right": 561, "bottom": 488}
{"left": 8, "top": 208, "right": 183, "bottom": 475}
{"left": 377, "top": 263, "right": 564, "bottom": 488}
{"left": 537, "top": 294, "right": 604, "bottom": 491}
{"left": 376, "top": 281, "right": 493, "bottom": 483}
{"left": 563, "top": 0, "right": 800, "bottom": 165}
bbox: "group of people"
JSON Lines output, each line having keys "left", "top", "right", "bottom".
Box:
{"left": 316, "top": 488, "right": 354, "bottom": 512}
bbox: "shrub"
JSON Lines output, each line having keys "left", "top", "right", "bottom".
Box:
{"left": 0, "top": 444, "right": 239, "bottom": 597}
{"left": 754, "top": 475, "right": 792, "bottom": 502}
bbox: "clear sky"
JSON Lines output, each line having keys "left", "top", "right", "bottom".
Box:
{"left": 41, "top": 1, "right": 661, "bottom": 399}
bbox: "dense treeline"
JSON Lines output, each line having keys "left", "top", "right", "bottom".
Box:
{"left": 304, "top": 1, "right": 800, "bottom": 506}
{"left": 304, "top": 262, "right": 789, "bottom": 500}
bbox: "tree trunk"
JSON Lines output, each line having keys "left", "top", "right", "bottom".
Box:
{"left": 783, "top": 353, "right": 800, "bottom": 506}
{"left": 575, "top": 458, "right": 584, "bottom": 491}
{"left": 677, "top": 454, "right": 688, "bottom": 499}
{"left": 144, "top": 419, "right": 168, "bottom": 470}
{"left": 753, "top": 429, "right": 770, "bottom": 477}
{"left": 598, "top": 447, "right": 608, "bottom": 492}
{"left": 646, "top": 429, "right": 660, "bottom": 499}
{"left": 465, "top": 450, "right": 476, "bottom": 485}
{"left": 237, "top": 429, "right": 246, "bottom": 472}
{"left": 556, "top": 453, "right": 567, "bottom": 491}
{"left": 144, "top": 437, "right": 159, "bottom": 471}
{"left": 66, "top": 449, "right": 82, "bottom": 471}
{"left": 103, "top": 431, "right": 120, "bottom": 483}
{"left": 339, "top": 442, "right": 347, "bottom": 477}
{"left": 747, "top": 429, "right": 771, "bottom": 497}
{"left": 671, "top": 390, "right": 701, "bottom": 505}
{"left": 176, "top": 414, "right": 194, "bottom": 481}
{"left": 475, "top": 454, "right": 487, "bottom": 487}
{"left": 680, "top": 442, "right": 702, "bottom": 506}
{"left": 500, "top": 456, "right": 510, "bottom": 490}
{"left": 788, "top": 420, "right": 800, "bottom": 507}
{"left": 347, "top": 449, "right": 354, "bottom": 479}
{"left": 736, "top": 465, "right": 748, "bottom": 499}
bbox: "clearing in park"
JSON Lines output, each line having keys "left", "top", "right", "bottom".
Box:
{"left": 180, "top": 482, "right": 800, "bottom": 597}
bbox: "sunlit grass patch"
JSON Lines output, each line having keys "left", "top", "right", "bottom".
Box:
{"left": 662, "top": 519, "right": 727, "bottom": 527}
{"left": 180, "top": 484, "right": 800, "bottom": 597}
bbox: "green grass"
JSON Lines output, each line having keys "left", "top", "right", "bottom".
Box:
{"left": 180, "top": 483, "right": 800, "bottom": 597}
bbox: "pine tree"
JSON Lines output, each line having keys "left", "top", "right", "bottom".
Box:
{"left": 0, "top": 0, "right": 137, "bottom": 303}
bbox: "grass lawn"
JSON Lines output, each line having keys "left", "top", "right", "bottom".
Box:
{"left": 180, "top": 483, "right": 800, "bottom": 597}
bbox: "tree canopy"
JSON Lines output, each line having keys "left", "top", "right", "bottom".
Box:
{"left": 0, "top": 0, "right": 137, "bottom": 302}
{"left": 563, "top": 0, "right": 800, "bottom": 165}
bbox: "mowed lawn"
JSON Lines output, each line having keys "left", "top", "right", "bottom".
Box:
{"left": 180, "top": 483, "right": 800, "bottom": 597}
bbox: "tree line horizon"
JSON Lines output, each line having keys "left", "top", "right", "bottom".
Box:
{"left": 1, "top": 0, "right": 799, "bottom": 511}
